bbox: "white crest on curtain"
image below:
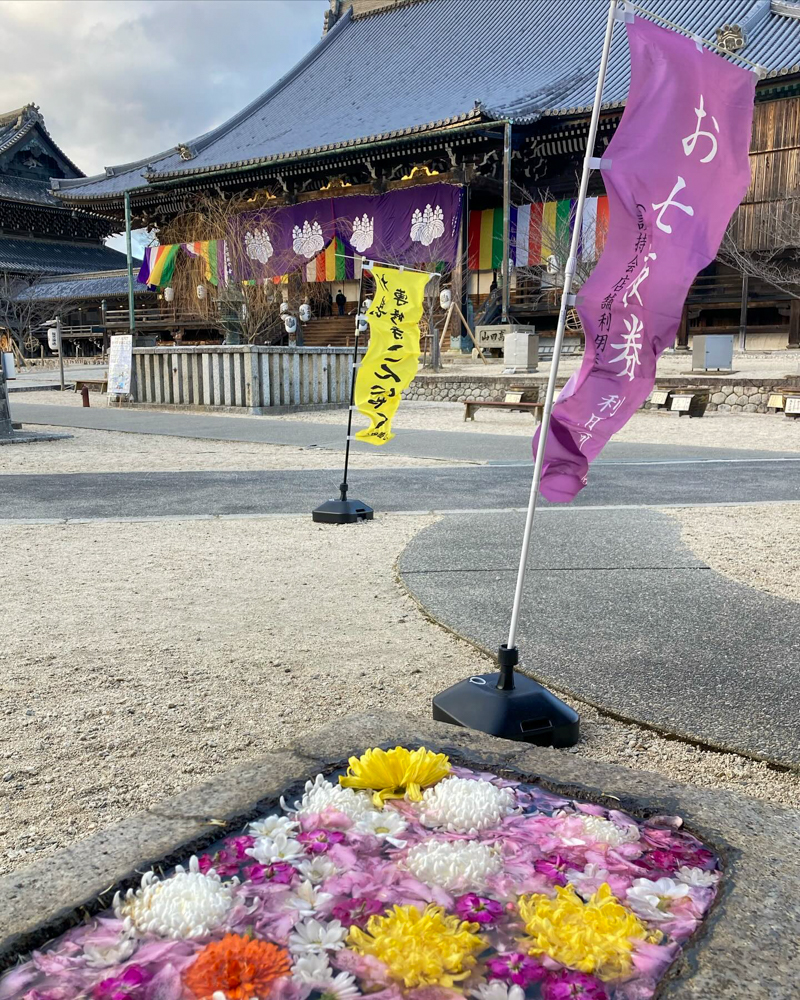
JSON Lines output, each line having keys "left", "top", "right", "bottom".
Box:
{"left": 351, "top": 213, "right": 374, "bottom": 253}
{"left": 292, "top": 220, "right": 325, "bottom": 258}
{"left": 410, "top": 204, "right": 445, "bottom": 246}
{"left": 244, "top": 228, "right": 273, "bottom": 264}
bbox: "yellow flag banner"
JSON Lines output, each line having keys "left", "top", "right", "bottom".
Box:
{"left": 354, "top": 265, "right": 430, "bottom": 445}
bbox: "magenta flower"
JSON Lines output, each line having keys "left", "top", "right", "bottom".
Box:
{"left": 297, "top": 828, "right": 346, "bottom": 855}
{"left": 485, "top": 952, "right": 545, "bottom": 987}
{"left": 93, "top": 966, "right": 152, "bottom": 1000}
{"left": 541, "top": 969, "right": 608, "bottom": 1000}
{"left": 534, "top": 854, "right": 573, "bottom": 886}
{"left": 642, "top": 845, "right": 716, "bottom": 874}
{"left": 332, "top": 897, "right": 385, "bottom": 927}
{"left": 226, "top": 835, "right": 257, "bottom": 859}
{"left": 453, "top": 894, "right": 503, "bottom": 925}
{"left": 244, "top": 861, "right": 296, "bottom": 884}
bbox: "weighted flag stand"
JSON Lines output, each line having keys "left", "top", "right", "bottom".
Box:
{"left": 433, "top": 0, "right": 619, "bottom": 746}
{"left": 312, "top": 268, "right": 374, "bottom": 524}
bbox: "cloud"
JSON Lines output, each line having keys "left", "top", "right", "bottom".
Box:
{"left": 0, "top": 0, "right": 328, "bottom": 177}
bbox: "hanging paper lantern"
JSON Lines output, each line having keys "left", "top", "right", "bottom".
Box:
{"left": 197, "top": 285, "right": 207, "bottom": 300}
{"left": 163, "top": 286, "right": 175, "bottom": 303}
{"left": 439, "top": 288, "right": 452, "bottom": 309}
{"left": 299, "top": 303, "right": 311, "bottom": 322}
{"left": 283, "top": 314, "right": 297, "bottom": 334}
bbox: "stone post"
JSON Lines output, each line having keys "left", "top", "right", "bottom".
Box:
{"left": 0, "top": 363, "right": 12, "bottom": 438}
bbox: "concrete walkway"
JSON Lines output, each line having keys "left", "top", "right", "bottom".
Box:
{"left": 399, "top": 508, "right": 800, "bottom": 767}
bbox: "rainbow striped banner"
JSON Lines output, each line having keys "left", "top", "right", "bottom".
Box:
{"left": 182, "top": 240, "right": 229, "bottom": 286}
{"left": 137, "top": 244, "right": 181, "bottom": 288}
{"left": 304, "top": 238, "right": 363, "bottom": 282}
{"left": 468, "top": 197, "right": 609, "bottom": 271}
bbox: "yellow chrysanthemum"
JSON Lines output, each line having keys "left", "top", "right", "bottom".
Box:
{"left": 518, "top": 883, "right": 653, "bottom": 982}
{"left": 339, "top": 746, "right": 450, "bottom": 806}
{"left": 347, "top": 903, "right": 485, "bottom": 989}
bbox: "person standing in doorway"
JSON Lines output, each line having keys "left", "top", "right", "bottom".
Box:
{"left": 336, "top": 289, "right": 346, "bottom": 316}
{"left": 325, "top": 290, "right": 333, "bottom": 316}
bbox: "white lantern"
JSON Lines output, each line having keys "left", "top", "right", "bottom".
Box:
{"left": 283, "top": 314, "right": 297, "bottom": 334}
{"left": 546, "top": 255, "right": 559, "bottom": 275}
{"left": 356, "top": 314, "right": 369, "bottom": 333}
{"left": 163, "top": 286, "right": 175, "bottom": 303}
{"left": 299, "top": 303, "right": 311, "bottom": 322}
{"left": 47, "top": 327, "right": 59, "bottom": 352}
{"left": 196, "top": 284, "right": 207, "bottom": 300}
{"left": 362, "top": 298, "right": 372, "bottom": 311}
{"left": 439, "top": 288, "right": 452, "bottom": 309}
{"left": 279, "top": 301, "right": 289, "bottom": 314}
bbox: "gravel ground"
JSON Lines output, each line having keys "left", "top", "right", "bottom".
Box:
{"left": 1, "top": 513, "right": 798, "bottom": 876}
{"left": 0, "top": 425, "right": 451, "bottom": 475}
{"left": 669, "top": 503, "right": 800, "bottom": 604}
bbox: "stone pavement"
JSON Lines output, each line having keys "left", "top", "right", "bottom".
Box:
{"left": 0, "top": 713, "right": 797, "bottom": 998}
{"left": 399, "top": 508, "right": 800, "bottom": 767}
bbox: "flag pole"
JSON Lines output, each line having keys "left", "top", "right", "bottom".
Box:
{"left": 504, "top": 0, "right": 618, "bottom": 664}
{"left": 432, "top": 0, "right": 618, "bottom": 746}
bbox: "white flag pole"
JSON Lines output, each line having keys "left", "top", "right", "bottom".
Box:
{"left": 504, "top": 0, "right": 619, "bottom": 662}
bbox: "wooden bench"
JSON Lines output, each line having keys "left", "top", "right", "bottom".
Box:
{"left": 73, "top": 377, "right": 108, "bottom": 394}
{"left": 464, "top": 399, "right": 544, "bottom": 422}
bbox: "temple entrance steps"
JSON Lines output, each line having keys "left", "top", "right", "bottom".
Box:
{"left": 301, "top": 316, "right": 366, "bottom": 348}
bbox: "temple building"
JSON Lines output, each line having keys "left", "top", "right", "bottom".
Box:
{"left": 0, "top": 105, "right": 137, "bottom": 355}
{"left": 50, "top": 0, "right": 800, "bottom": 350}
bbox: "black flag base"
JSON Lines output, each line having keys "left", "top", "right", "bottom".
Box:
{"left": 312, "top": 497, "right": 374, "bottom": 524}
{"left": 432, "top": 644, "right": 580, "bottom": 747}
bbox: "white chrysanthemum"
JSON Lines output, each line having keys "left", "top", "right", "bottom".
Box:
{"left": 292, "top": 953, "right": 332, "bottom": 984}
{"left": 246, "top": 832, "right": 304, "bottom": 864}
{"left": 113, "top": 857, "right": 236, "bottom": 939}
{"left": 283, "top": 879, "right": 332, "bottom": 917}
{"left": 283, "top": 775, "right": 374, "bottom": 823}
{"left": 321, "top": 972, "right": 360, "bottom": 1000}
{"left": 626, "top": 877, "right": 690, "bottom": 922}
{"left": 83, "top": 935, "right": 136, "bottom": 968}
{"left": 355, "top": 809, "right": 408, "bottom": 847}
{"left": 404, "top": 839, "right": 502, "bottom": 892}
{"left": 418, "top": 776, "right": 516, "bottom": 834}
{"left": 676, "top": 865, "right": 720, "bottom": 887}
{"left": 289, "top": 918, "right": 347, "bottom": 954}
{"left": 248, "top": 814, "right": 299, "bottom": 839}
{"left": 556, "top": 811, "right": 640, "bottom": 847}
{"left": 297, "top": 855, "right": 342, "bottom": 885}
{"left": 472, "top": 984, "right": 525, "bottom": 1000}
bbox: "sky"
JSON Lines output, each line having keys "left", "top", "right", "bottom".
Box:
{"left": 0, "top": 0, "right": 328, "bottom": 252}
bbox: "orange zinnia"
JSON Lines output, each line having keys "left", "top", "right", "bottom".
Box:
{"left": 184, "top": 933, "right": 291, "bottom": 1000}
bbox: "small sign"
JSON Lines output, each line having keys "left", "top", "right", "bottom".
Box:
{"left": 504, "top": 391, "right": 524, "bottom": 403}
{"left": 670, "top": 394, "right": 693, "bottom": 412}
{"left": 650, "top": 390, "right": 670, "bottom": 406}
{"left": 108, "top": 335, "right": 133, "bottom": 395}
{"left": 785, "top": 395, "right": 800, "bottom": 415}
{"left": 767, "top": 393, "right": 785, "bottom": 410}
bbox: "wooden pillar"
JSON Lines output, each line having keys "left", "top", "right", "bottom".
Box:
{"left": 738, "top": 274, "right": 748, "bottom": 352}
{"left": 675, "top": 303, "right": 689, "bottom": 350}
{"left": 789, "top": 297, "right": 800, "bottom": 349}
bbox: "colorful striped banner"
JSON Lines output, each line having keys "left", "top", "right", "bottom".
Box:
{"left": 468, "top": 197, "right": 609, "bottom": 270}
{"left": 182, "top": 240, "right": 229, "bottom": 287}
{"left": 137, "top": 244, "right": 181, "bottom": 288}
{"left": 304, "top": 238, "right": 362, "bottom": 282}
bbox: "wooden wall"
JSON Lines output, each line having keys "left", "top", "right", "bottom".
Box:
{"left": 731, "top": 95, "right": 800, "bottom": 251}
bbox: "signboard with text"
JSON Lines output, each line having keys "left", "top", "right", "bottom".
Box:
{"left": 108, "top": 335, "right": 133, "bottom": 395}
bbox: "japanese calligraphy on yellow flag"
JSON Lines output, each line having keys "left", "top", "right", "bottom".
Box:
{"left": 354, "top": 265, "right": 430, "bottom": 445}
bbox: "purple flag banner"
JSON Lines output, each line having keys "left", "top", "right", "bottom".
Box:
{"left": 534, "top": 16, "right": 756, "bottom": 502}
{"left": 228, "top": 183, "right": 463, "bottom": 282}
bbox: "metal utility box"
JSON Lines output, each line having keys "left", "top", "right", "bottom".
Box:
{"left": 692, "top": 334, "right": 733, "bottom": 372}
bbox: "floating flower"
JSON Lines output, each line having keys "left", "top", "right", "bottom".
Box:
{"left": 355, "top": 809, "right": 408, "bottom": 847}
{"left": 183, "top": 933, "right": 290, "bottom": 999}
{"left": 347, "top": 904, "right": 485, "bottom": 988}
{"left": 540, "top": 969, "right": 609, "bottom": 1000}
{"left": 246, "top": 832, "right": 304, "bottom": 865}
{"left": 625, "top": 878, "right": 690, "bottom": 923}
{"left": 113, "top": 858, "right": 236, "bottom": 939}
{"left": 248, "top": 815, "right": 299, "bottom": 839}
{"left": 285, "top": 775, "right": 374, "bottom": 823}
{"left": 83, "top": 936, "right": 136, "bottom": 969}
{"left": 93, "top": 965, "right": 151, "bottom": 1000}
{"left": 534, "top": 854, "right": 573, "bottom": 886}
{"left": 453, "top": 894, "right": 503, "bottom": 926}
{"left": 243, "top": 861, "right": 296, "bottom": 885}
{"left": 484, "top": 952, "right": 545, "bottom": 987}
{"left": 197, "top": 850, "right": 240, "bottom": 878}
{"left": 404, "top": 840, "right": 502, "bottom": 893}
{"left": 283, "top": 880, "right": 333, "bottom": 918}
{"left": 418, "top": 776, "right": 516, "bottom": 833}
{"left": 298, "top": 855, "right": 342, "bottom": 885}
{"left": 471, "top": 983, "right": 525, "bottom": 1000}
{"left": 563, "top": 813, "right": 640, "bottom": 847}
{"left": 290, "top": 919, "right": 348, "bottom": 954}
{"left": 640, "top": 844, "right": 715, "bottom": 873}
{"left": 319, "top": 971, "right": 361, "bottom": 1000}
{"left": 339, "top": 747, "right": 451, "bottom": 806}
{"left": 675, "top": 866, "right": 720, "bottom": 887}
{"left": 331, "top": 897, "right": 385, "bottom": 928}
{"left": 298, "top": 829, "right": 346, "bottom": 855}
{"left": 518, "top": 883, "right": 651, "bottom": 981}
{"left": 292, "top": 953, "right": 332, "bottom": 985}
